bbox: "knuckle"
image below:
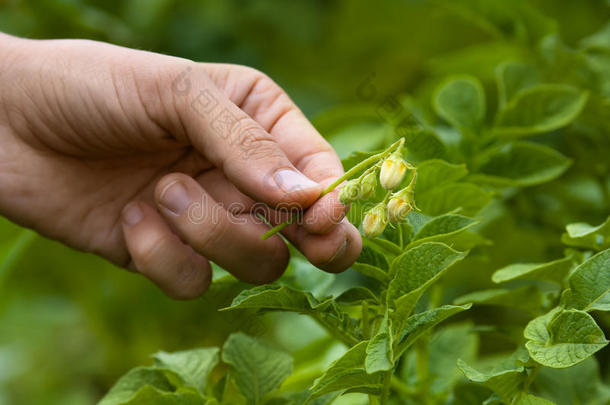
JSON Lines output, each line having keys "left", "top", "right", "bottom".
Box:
{"left": 193, "top": 213, "right": 227, "bottom": 252}
{"left": 135, "top": 235, "right": 168, "bottom": 271}
{"left": 168, "top": 263, "right": 211, "bottom": 300}
{"left": 232, "top": 124, "right": 282, "bottom": 161}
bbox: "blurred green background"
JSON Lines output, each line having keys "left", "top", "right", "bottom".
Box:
{"left": 0, "top": 1, "right": 609, "bottom": 404}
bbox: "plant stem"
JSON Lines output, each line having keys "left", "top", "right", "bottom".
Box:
{"left": 415, "top": 338, "right": 429, "bottom": 394}
{"left": 311, "top": 312, "right": 360, "bottom": 347}
{"left": 260, "top": 138, "right": 404, "bottom": 240}
{"left": 380, "top": 370, "right": 392, "bottom": 405}
{"left": 524, "top": 364, "right": 540, "bottom": 391}
{"left": 362, "top": 300, "right": 371, "bottom": 339}
{"left": 390, "top": 376, "right": 418, "bottom": 398}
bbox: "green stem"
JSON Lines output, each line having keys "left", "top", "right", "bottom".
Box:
{"left": 390, "top": 376, "right": 418, "bottom": 398}
{"left": 362, "top": 300, "right": 371, "bottom": 339}
{"left": 380, "top": 370, "right": 392, "bottom": 405}
{"left": 261, "top": 138, "right": 404, "bottom": 240}
{"left": 415, "top": 338, "right": 429, "bottom": 392}
{"left": 311, "top": 312, "right": 360, "bottom": 347}
{"left": 524, "top": 364, "right": 540, "bottom": 391}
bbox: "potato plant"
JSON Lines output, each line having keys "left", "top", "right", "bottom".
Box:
{"left": 98, "top": 8, "right": 610, "bottom": 405}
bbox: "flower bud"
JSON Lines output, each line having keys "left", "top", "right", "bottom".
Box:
{"left": 362, "top": 203, "right": 388, "bottom": 238}
{"left": 359, "top": 171, "right": 377, "bottom": 199}
{"left": 339, "top": 179, "right": 360, "bottom": 204}
{"left": 387, "top": 197, "right": 412, "bottom": 223}
{"left": 387, "top": 187, "right": 416, "bottom": 222}
{"left": 379, "top": 152, "right": 407, "bottom": 190}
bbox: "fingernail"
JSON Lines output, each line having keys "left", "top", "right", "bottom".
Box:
{"left": 159, "top": 181, "right": 191, "bottom": 215}
{"left": 325, "top": 238, "right": 348, "bottom": 265}
{"left": 274, "top": 169, "right": 319, "bottom": 193}
{"left": 123, "top": 202, "right": 143, "bottom": 226}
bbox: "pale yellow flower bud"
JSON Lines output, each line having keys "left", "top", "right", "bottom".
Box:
{"left": 362, "top": 203, "right": 388, "bottom": 238}
{"left": 387, "top": 186, "right": 416, "bottom": 222}
{"left": 359, "top": 171, "right": 377, "bottom": 199}
{"left": 387, "top": 196, "right": 412, "bottom": 223}
{"left": 339, "top": 179, "right": 360, "bottom": 204}
{"left": 379, "top": 152, "right": 407, "bottom": 190}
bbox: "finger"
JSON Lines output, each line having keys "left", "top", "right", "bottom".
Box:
{"left": 167, "top": 65, "right": 323, "bottom": 210}
{"left": 195, "top": 173, "right": 361, "bottom": 273}
{"left": 195, "top": 169, "right": 255, "bottom": 214}
{"left": 121, "top": 201, "right": 211, "bottom": 299}
{"left": 284, "top": 218, "right": 362, "bottom": 273}
{"left": 154, "top": 172, "right": 289, "bottom": 284}
{"left": 202, "top": 64, "right": 348, "bottom": 234}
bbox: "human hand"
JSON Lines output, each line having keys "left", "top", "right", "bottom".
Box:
{"left": 0, "top": 34, "right": 362, "bottom": 298}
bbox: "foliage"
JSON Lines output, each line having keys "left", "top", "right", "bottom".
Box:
{"left": 1, "top": 1, "right": 610, "bottom": 405}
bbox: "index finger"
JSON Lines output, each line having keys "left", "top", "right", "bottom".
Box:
{"left": 203, "top": 64, "right": 348, "bottom": 234}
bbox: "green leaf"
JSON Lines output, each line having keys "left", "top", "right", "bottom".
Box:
{"left": 329, "top": 123, "right": 389, "bottom": 160}
{"left": 382, "top": 222, "right": 413, "bottom": 249}
{"left": 524, "top": 308, "right": 562, "bottom": 344}
{"left": 153, "top": 348, "right": 219, "bottom": 394}
{"left": 525, "top": 309, "right": 608, "bottom": 368}
{"left": 433, "top": 75, "right": 486, "bottom": 133}
{"left": 457, "top": 359, "right": 525, "bottom": 402}
{"left": 428, "top": 324, "right": 478, "bottom": 394}
{"left": 415, "top": 159, "right": 468, "bottom": 194}
{"left": 309, "top": 342, "right": 384, "bottom": 400}
{"left": 387, "top": 242, "right": 467, "bottom": 306}
{"left": 496, "top": 62, "right": 540, "bottom": 107}
{"left": 470, "top": 142, "right": 571, "bottom": 187}
{"left": 402, "top": 128, "right": 448, "bottom": 162}
{"left": 514, "top": 393, "right": 557, "bottom": 405}
{"left": 120, "top": 386, "right": 206, "bottom": 405}
{"left": 224, "top": 285, "right": 317, "bottom": 313}
{"left": 334, "top": 287, "right": 378, "bottom": 305}
{"left": 222, "top": 285, "right": 360, "bottom": 345}
{"left": 222, "top": 333, "right": 293, "bottom": 404}
{"left": 564, "top": 249, "right": 610, "bottom": 311}
{"left": 454, "top": 286, "right": 545, "bottom": 315}
{"left": 363, "top": 238, "right": 403, "bottom": 260}
{"left": 561, "top": 216, "right": 610, "bottom": 251}
{"left": 396, "top": 304, "right": 471, "bottom": 357}
{"left": 495, "top": 84, "right": 589, "bottom": 137}
{"left": 351, "top": 263, "right": 389, "bottom": 283}
{"left": 534, "top": 357, "right": 610, "bottom": 405}
{"left": 267, "top": 391, "right": 339, "bottom": 405}
{"left": 492, "top": 257, "right": 573, "bottom": 285}
{"left": 580, "top": 21, "right": 610, "bottom": 51}
{"left": 355, "top": 245, "right": 389, "bottom": 271}
{"left": 410, "top": 213, "right": 478, "bottom": 247}
{"left": 99, "top": 367, "right": 181, "bottom": 405}
{"left": 416, "top": 182, "right": 493, "bottom": 216}
{"left": 401, "top": 323, "right": 478, "bottom": 395}
{"left": 365, "top": 315, "right": 393, "bottom": 373}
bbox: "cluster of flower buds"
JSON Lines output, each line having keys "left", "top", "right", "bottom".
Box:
{"left": 339, "top": 170, "right": 378, "bottom": 204}
{"left": 262, "top": 137, "right": 415, "bottom": 242}
{"left": 362, "top": 179, "right": 417, "bottom": 238}
{"left": 338, "top": 142, "right": 418, "bottom": 238}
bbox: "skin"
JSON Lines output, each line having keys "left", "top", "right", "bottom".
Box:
{"left": 0, "top": 33, "right": 362, "bottom": 299}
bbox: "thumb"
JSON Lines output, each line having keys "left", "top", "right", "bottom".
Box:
{"left": 167, "top": 64, "right": 322, "bottom": 209}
